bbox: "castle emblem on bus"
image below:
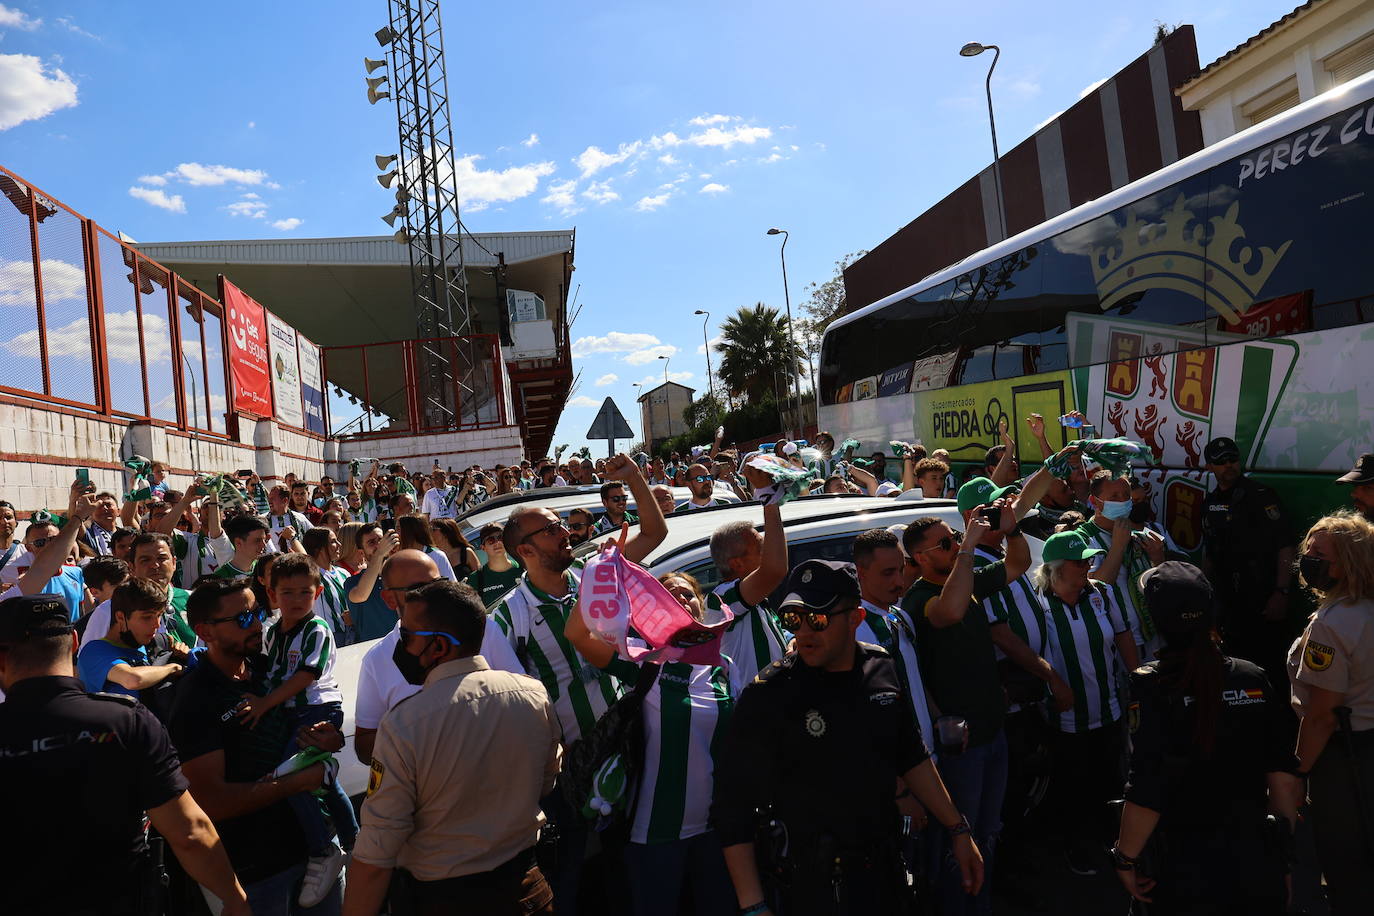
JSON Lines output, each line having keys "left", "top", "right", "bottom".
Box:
{"left": 1090, "top": 195, "right": 1292, "bottom": 323}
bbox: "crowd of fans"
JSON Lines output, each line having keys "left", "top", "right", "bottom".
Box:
{"left": 1, "top": 416, "right": 1373, "bottom": 916}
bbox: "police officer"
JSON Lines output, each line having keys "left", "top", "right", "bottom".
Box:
{"left": 1335, "top": 453, "right": 1374, "bottom": 523}
{"left": 710, "top": 560, "right": 983, "bottom": 916}
{"left": 0, "top": 593, "right": 251, "bottom": 916}
{"left": 1113, "top": 562, "right": 1301, "bottom": 915}
{"left": 1200, "top": 436, "right": 1296, "bottom": 687}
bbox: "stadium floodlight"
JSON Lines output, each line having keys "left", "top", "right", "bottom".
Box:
{"left": 376, "top": 169, "right": 398, "bottom": 189}
{"left": 375, "top": 154, "right": 397, "bottom": 170}
{"left": 375, "top": 26, "right": 396, "bottom": 46}
{"left": 364, "top": 57, "right": 387, "bottom": 73}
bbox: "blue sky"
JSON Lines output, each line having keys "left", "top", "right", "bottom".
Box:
{"left": 0, "top": 0, "right": 1302, "bottom": 456}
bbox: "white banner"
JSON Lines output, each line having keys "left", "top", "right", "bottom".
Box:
{"left": 267, "top": 311, "right": 303, "bottom": 428}
{"left": 297, "top": 333, "right": 326, "bottom": 435}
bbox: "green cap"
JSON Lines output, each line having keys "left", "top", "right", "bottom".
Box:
{"left": 957, "top": 476, "right": 1015, "bottom": 513}
{"left": 1041, "top": 530, "right": 1107, "bottom": 563}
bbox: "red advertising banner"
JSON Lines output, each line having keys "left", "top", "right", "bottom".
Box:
{"left": 1217, "top": 291, "right": 1312, "bottom": 338}
{"left": 220, "top": 277, "right": 273, "bottom": 417}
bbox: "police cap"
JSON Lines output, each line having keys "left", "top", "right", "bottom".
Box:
{"left": 0, "top": 593, "right": 72, "bottom": 647}
{"left": 780, "top": 559, "right": 860, "bottom": 611}
{"left": 1139, "top": 561, "right": 1215, "bottom": 636}
{"left": 1203, "top": 436, "right": 1240, "bottom": 464}
{"left": 1336, "top": 453, "right": 1374, "bottom": 485}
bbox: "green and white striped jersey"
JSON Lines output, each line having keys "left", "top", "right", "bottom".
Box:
{"left": 708, "top": 579, "right": 788, "bottom": 697}
{"left": 1039, "top": 582, "right": 1128, "bottom": 733}
{"left": 313, "top": 565, "right": 350, "bottom": 640}
{"left": 171, "top": 531, "right": 231, "bottom": 589}
{"left": 263, "top": 614, "right": 342, "bottom": 708}
{"left": 857, "top": 601, "right": 933, "bottom": 755}
{"left": 491, "top": 559, "right": 626, "bottom": 746}
{"left": 972, "top": 546, "right": 1049, "bottom": 659}
{"left": 353, "top": 498, "right": 382, "bottom": 523}
{"left": 633, "top": 661, "right": 734, "bottom": 845}
{"left": 1077, "top": 520, "right": 1160, "bottom": 658}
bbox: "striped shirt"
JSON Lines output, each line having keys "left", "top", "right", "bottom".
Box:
{"left": 593, "top": 511, "right": 638, "bottom": 535}
{"left": 263, "top": 614, "right": 342, "bottom": 708}
{"left": 1077, "top": 519, "right": 1159, "bottom": 658}
{"left": 709, "top": 579, "right": 788, "bottom": 697}
{"left": 857, "top": 600, "right": 933, "bottom": 755}
{"left": 1039, "top": 582, "right": 1129, "bottom": 733}
{"left": 633, "top": 661, "right": 734, "bottom": 845}
{"left": 314, "top": 565, "right": 351, "bottom": 641}
{"left": 973, "top": 546, "right": 1049, "bottom": 660}
{"left": 352, "top": 498, "right": 382, "bottom": 523}
{"left": 491, "top": 559, "right": 626, "bottom": 746}
{"left": 172, "top": 531, "right": 231, "bottom": 589}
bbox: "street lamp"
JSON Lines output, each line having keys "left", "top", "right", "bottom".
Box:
{"left": 634, "top": 381, "right": 650, "bottom": 452}
{"left": 693, "top": 309, "right": 714, "bottom": 402}
{"left": 766, "top": 228, "right": 805, "bottom": 436}
{"left": 959, "top": 41, "right": 1007, "bottom": 241}
{"left": 658, "top": 353, "right": 670, "bottom": 387}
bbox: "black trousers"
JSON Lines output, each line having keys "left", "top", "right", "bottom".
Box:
{"left": 1049, "top": 718, "right": 1125, "bottom": 854}
{"left": 1310, "top": 731, "right": 1374, "bottom": 916}
{"left": 1135, "top": 821, "right": 1287, "bottom": 915}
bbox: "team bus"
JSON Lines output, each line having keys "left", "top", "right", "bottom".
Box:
{"left": 819, "top": 68, "right": 1374, "bottom": 552}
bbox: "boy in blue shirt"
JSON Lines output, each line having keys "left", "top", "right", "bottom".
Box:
{"left": 76, "top": 578, "right": 184, "bottom": 698}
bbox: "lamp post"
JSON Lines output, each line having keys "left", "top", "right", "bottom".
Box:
{"left": 693, "top": 309, "right": 714, "bottom": 402}
{"left": 634, "top": 382, "right": 649, "bottom": 452}
{"left": 766, "top": 228, "right": 804, "bottom": 436}
{"left": 658, "top": 353, "right": 670, "bottom": 387}
{"left": 959, "top": 41, "right": 1007, "bottom": 242}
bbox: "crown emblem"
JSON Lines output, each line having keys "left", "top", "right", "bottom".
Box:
{"left": 1090, "top": 194, "right": 1291, "bottom": 324}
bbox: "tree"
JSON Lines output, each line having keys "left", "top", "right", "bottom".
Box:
{"left": 715, "top": 303, "right": 805, "bottom": 406}
{"left": 796, "top": 250, "right": 867, "bottom": 366}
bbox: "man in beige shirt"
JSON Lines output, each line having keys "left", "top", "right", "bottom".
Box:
{"left": 343, "top": 579, "right": 561, "bottom": 916}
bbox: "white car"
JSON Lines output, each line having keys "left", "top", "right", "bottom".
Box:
{"left": 334, "top": 491, "right": 1040, "bottom": 798}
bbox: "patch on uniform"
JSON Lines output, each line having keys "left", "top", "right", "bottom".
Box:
{"left": 804, "top": 708, "right": 827, "bottom": 738}
{"left": 1089, "top": 592, "right": 1105, "bottom": 616}
{"left": 367, "top": 760, "right": 385, "bottom": 797}
{"left": 1127, "top": 701, "right": 1140, "bottom": 735}
{"left": 801, "top": 569, "right": 813, "bottom": 584}
{"left": 870, "top": 691, "right": 899, "bottom": 707}
{"left": 1265, "top": 504, "right": 1281, "bottom": 521}
{"left": 1304, "top": 640, "right": 1335, "bottom": 672}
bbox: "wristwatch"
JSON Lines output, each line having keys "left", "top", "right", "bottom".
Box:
{"left": 944, "top": 814, "right": 971, "bottom": 837}
{"left": 1109, "top": 845, "right": 1139, "bottom": 871}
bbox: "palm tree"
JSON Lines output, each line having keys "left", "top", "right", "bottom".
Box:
{"left": 715, "top": 303, "right": 806, "bottom": 406}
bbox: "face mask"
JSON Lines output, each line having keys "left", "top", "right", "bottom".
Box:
{"left": 392, "top": 638, "right": 432, "bottom": 686}
{"left": 1299, "top": 554, "right": 1336, "bottom": 592}
{"left": 1129, "top": 502, "right": 1151, "bottom": 524}
{"left": 117, "top": 624, "right": 142, "bottom": 649}
{"left": 1102, "top": 499, "right": 1132, "bottom": 521}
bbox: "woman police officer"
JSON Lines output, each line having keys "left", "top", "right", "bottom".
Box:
{"left": 1289, "top": 510, "right": 1374, "bottom": 914}
{"left": 1114, "top": 561, "right": 1301, "bottom": 914}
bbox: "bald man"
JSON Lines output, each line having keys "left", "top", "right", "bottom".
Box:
{"left": 351, "top": 549, "right": 518, "bottom": 764}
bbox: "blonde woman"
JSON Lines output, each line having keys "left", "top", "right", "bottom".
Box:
{"left": 1289, "top": 510, "right": 1374, "bottom": 915}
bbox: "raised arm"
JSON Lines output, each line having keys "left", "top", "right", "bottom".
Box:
{"left": 927, "top": 516, "right": 991, "bottom": 628}
{"left": 1025, "top": 413, "right": 1054, "bottom": 462}
{"left": 154, "top": 480, "right": 203, "bottom": 536}
{"left": 348, "top": 531, "right": 399, "bottom": 603}
{"left": 604, "top": 454, "right": 666, "bottom": 563}
{"left": 19, "top": 488, "right": 94, "bottom": 595}
{"left": 989, "top": 421, "right": 1017, "bottom": 487}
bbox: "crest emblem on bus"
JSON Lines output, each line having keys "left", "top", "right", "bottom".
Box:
{"left": 1090, "top": 195, "right": 1292, "bottom": 323}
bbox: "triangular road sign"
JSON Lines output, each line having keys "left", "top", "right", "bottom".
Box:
{"left": 586, "top": 397, "right": 634, "bottom": 447}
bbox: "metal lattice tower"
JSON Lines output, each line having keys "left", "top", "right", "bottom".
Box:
{"left": 380, "top": 0, "right": 476, "bottom": 428}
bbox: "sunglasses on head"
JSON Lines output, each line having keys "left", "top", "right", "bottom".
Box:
{"left": 779, "top": 604, "right": 853, "bottom": 633}
{"left": 208, "top": 607, "right": 270, "bottom": 629}
{"left": 914, "top": 530, "right": 963, "bottom": 554}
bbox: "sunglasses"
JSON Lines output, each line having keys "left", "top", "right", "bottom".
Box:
{"left": 519, "top": 519, "right": 568, "bottom": 545}
{"left": 914, "top": 530, "right": 963, "bottom": 554}
{"left": 481, "top": 534, "right": 502, "bottom": 544}
{"left": 779, "top": 605, "right": 852, "bottom": 633}
{"left": 691, "top": 475, "right": 714, "bottom": 483}
{"left": 27, "top": 536, "right": 54, "bottom": 549}
{"left": 607, "top": 495, "right": 628, "bottom": 503}
{"left": 568, "top": 522, "right": 589, "bottom": 532}
{"left": 207, "top": 607, "right": 270, "bottom": 629}
{"left": 399, "top": 625, "right": 462, "bottom": 648}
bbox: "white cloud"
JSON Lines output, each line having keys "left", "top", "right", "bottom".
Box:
{"left": 225, "top": 198, "right": 267, "bottom": 218}
{"left": 759, "top": 152, "right": 784, "bottom": 164}
{"left": 699, "top": 182, "right": 729, "bottom": 195}
{"left": 624, "top": 344, "right": 677, "bottom": 365}
{"left": 128, "top": 186, "right": 186, "bottom": 213}
{"left": 521, "top": 132, "right": 539, "bottom": 147}
{"left": 136, "top": 174, "right": 168, "bottom": 186}
{"left": 594, "top": 373, "right": 619, "bottom": 386}
{"left": 657, "top": 154, "right": 678, "bottom": 165}
{"left": 271, "top": 217, "right": 303, "bottom": 231}
{"left": 0, "top": 5, "right": 40, "bottom": 30}
{"left": 55, "top": 15, "right": 99, "bottom": 40}
{"left": 696, "top": 335, "right": 722, "bottom": 355}
{"left": 0, "top": 54, "right": 77, "bottom": 131}
{"left": 541, "top": 179, "right": 581, "bottom": 216}
{"left": 581, "top": 180, "right": 619, "bottom": 204}
{"left": 571, "top": 331, "right": 660, "bottom": 356}
{"left": 684, "top": 124, "right": 771, "bottom": 148}
{"left": 167, "top": 162, "right": 268, "bottom": 186}
{"left": 247, "top": 121, "right": 256, "bottom": 128}
{"left": 567, "top": 395, "right": 600, "bottom": 408}
{"left": 689, "top": 114, "right": 734, "bottom": 127}
{"left": 573, "top": 141, "right": 642, "bottom": 178}
{"left": 242, "top": 191, "right": 260, "bottom": 199}
{"left": 451, "top": 153, "right": 556, "bottom": 212}
{"left": 0, "top": 257, "right": 84, "bottom": 307}
{"left": 633, "top": 192, "right": 672, "bottom": 212}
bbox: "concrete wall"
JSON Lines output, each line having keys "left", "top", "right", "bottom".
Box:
{"left": 0, "top": 393, "right": 523, "bottom": 515}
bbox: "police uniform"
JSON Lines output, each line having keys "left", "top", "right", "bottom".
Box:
{"left": 1200, "top": 438, "right": 1292, "bottom": 678}
{"left": 0, "top": 595, "right": 190, "bottom": 915}
{"left": 1120, "top": 563, "right": 1296, "bottom": 915}
{"left": 710, "top": 562, "right": 929, "bottom": 915}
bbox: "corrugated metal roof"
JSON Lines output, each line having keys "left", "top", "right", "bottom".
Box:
{"left": 1178, "top": 0, "right": 1325, "bottom": 88}
{"left": 133, "top": 230, "right": 574, "bottom": 268}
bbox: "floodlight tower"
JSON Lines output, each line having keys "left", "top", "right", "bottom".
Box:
{"left": 373, "top": 1, "right": 476, "bottom": 428}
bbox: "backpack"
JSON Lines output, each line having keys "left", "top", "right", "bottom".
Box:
{"left": 559, "top": 661, "right": 660, "bottom": 827}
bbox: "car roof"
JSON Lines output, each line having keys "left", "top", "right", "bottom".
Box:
{"left": 456, "top": 485, "right": 730, "bottom": 536}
